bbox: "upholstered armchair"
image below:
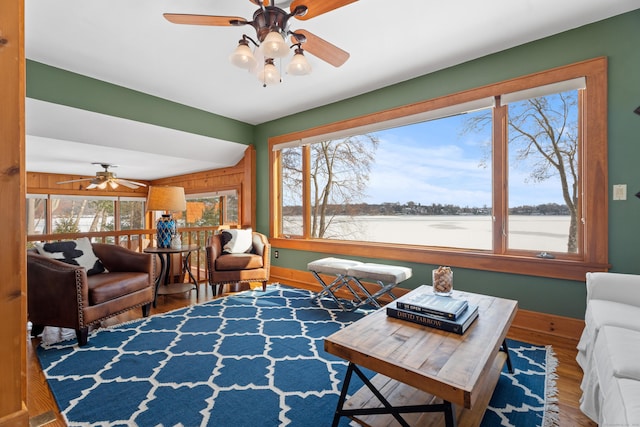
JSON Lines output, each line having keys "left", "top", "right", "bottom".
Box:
{"left": 27, "top": 240, "right": 155, "bottom": 346}
{"left": 205, "top": 230, "right": 271, "bottom": 295}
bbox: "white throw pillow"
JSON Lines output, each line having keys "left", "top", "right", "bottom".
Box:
{"left": 35, "top": 237, "right": 106, "bottom": 275}
{"left": 221, "top": 229, "right": 254, "bottom": 254}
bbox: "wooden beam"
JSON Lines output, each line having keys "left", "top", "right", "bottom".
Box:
{"left": 0, "top": 0, "right": 29, "bottom": 425}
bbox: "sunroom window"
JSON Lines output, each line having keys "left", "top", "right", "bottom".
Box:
{"left": 270, "top": 58, "right": 608, "bottom": 280}
{"left": 502, "top": 78, "right": 585, "bottom": 255}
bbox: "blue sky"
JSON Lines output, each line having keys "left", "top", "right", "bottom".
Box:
{"left": 362, "top": 111, "right": 566, "bottom": 207}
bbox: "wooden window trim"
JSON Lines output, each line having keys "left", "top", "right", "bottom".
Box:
{"left": 269, "top": 57, "right": 609, "bottom": 281}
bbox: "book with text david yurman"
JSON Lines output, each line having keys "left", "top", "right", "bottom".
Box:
{"left": 387, "top": 302, "right": 479, "bottom": 335}
{"left": 396, "top": 291, "right": 468, "bottom": 320}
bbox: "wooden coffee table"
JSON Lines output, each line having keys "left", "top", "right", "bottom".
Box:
{"left": 325, "top": 285, "right": 518, "bottom": 427}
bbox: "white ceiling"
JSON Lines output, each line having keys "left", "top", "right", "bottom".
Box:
{"left": 25, "top": 0, "right": 639, "bottom": 181}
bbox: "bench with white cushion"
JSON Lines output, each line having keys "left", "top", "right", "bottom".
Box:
{"left": 307, "top": 257, "right": 412, "bottom": 310}
{"left": 307, "top": 257, "right": 365, "bottom": 310}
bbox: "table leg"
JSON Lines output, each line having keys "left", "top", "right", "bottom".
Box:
{"left": 153, "top": 253, "right": 168, "bottom": 308}
{"left": 443, "top": 401, "right": 458, "bottom": 427}
{"left": 182, "top": 251, "right": 199, "bottom": 299}
{"left": 501, "top": 339, "right": 513, "bottom": 374}
{"left": 332, "top": 363, "right": 460, "bottom": 427}
{"left": 331, "top": 363, "right": 355, "bottom": 427}
{"left": 332, "top": 363, "right": 412, "bottom": 427}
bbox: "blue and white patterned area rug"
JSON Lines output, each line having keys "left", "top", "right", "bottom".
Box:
{"left": 37, "top": 285, "right": 558, "bottom": 427}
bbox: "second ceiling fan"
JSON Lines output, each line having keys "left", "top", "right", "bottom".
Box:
{"left": 163, "top": 0, "right": 357, "bottom": 84}
{"left": 57, "top": 163, "right": 147, "bottom": 190}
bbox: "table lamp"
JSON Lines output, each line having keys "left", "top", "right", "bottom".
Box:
{"left": 146, "top": 186, "right": 187, "bottom": 248}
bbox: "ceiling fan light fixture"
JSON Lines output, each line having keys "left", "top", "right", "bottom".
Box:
{"left": 163, "top": 1, "right": 353, "bottom": 87}
{"left": 229, "top": 39, "right": 257, "bottom": 69}
{"left": 258, "top": 58, "right": 281, "bottom": 86}
{"left": 98, "top": 181, "right": 108, "bottom": 190}
{"left": 260, "top": 31, "right": 288, "bottom": 58}
{"left": 109, "top": 180, "right": 119, "bottom": 189}
{"left": 287, "top": 47, "right": 312, "bottom": 76}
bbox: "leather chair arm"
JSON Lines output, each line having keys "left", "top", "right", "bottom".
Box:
{"left": 206, "top": 234, "right": 223, "bottom": 261}
{"left": 92, "top": 243, "right": 153, "bottom": 275}
{"left": 27, "top": 252, "right": 89, "bottom": 324}
{"left": 256, "top": 232, "right": 271, "bottom": 272}
{"left": 205, "top": 234, "right": 223, "bottom": 279}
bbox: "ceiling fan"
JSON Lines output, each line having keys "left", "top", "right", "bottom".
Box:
{"left": 57, "top": 163, "right": 147, "bottom": 190}
{"left": 163, "top": 0, "right": 357, "bottom": 84}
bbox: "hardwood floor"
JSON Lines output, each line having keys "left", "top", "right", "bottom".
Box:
{"left": 27, "top": 282, "right": 596, "bottom": 427}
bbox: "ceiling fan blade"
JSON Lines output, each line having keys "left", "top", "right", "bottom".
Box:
{"left": 290, "top": 0, "right": 358, "bottom": 21}
{"left": 291, "top": 30, "right": 349, "bottom": 67}
{"left": 56, "top": 178, "right": 93, "bottom": 184}
{"left": 116, "top": 179, "right": 147, "bottom": 189}
{"left": 86, "top": 183, "right": 99, "bottom": 189}
{"left": 163, "top": 13, "right": 248, "bottom": 27}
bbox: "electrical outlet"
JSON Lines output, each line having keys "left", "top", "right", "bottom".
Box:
{"left": 613, "top": 184, "right": 627, "bottom": 200}
{"left": 274, "top": 250, "right": 279, "bottom": 259}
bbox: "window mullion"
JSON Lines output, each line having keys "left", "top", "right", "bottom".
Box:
{"left": 302, "top": 145, "right": 311, "bottom": 238}
{"left": 492, "top": 98, "right": 508, "bottom": 254}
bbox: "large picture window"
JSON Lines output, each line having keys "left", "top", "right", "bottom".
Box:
{"left": 270, "top": 58, "right": 608, "bottom": 280}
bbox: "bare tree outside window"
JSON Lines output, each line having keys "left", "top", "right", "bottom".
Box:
{"left": 465, "top": 90, "right": 580, "bottom": 253}
{"left": 281, "top": 135, "right": 379, "bottom": 238}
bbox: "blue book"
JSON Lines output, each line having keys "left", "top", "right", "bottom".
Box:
{"left": 387, "top": 302, "right": 479, "bottom": 335}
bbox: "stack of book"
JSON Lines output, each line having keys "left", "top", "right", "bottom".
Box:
{"left": 386, "top": 293, "right": 479, "bottom": 335}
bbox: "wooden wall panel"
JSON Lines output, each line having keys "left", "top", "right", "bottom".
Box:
{"left": 151, "top": 145, "right": 256, "bottom": 227}
{"left": 26, "top": 146, "right": 256, "bottom": 229}
{"left": 0, "top": 0, "right": 29, "bottom": 425}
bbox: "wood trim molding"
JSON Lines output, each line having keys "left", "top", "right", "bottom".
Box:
{"left": 269, "top": 265, "right": 585, "bottom": 343}
{"left": 0, "top": 0, "right": 29, "bottom": 424}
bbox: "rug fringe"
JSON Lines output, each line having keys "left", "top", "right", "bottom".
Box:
{"left": 543, "top": 345, "right": 560, "bottom": 427}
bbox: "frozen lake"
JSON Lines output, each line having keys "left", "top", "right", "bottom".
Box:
{"left": 283, "top": 215, "right": 572, "bottom": 252}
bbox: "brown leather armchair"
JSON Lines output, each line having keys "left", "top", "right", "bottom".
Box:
{"left": 27, "top": 243, "right": 155, "bottom": 346}
{"left": 205, "top": 231, "right": 271, "bottom": 295}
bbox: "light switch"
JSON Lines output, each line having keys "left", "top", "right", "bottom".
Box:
{"left": 613, "top": 184, "right": 627, "bottom": 200}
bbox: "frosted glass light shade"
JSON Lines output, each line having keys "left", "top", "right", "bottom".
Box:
{"left": 257, "top": 61, "right": 281, "bottom": 86}
{"left": 260, "top": 31, "right": 288, "bottom": 58}
{"left": 287, "top": 51, "right": 312, "bottom": 76}
{"left": 229, "top": 42, "right": 257, "bottom": 70}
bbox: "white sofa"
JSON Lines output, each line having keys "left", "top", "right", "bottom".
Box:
{"left": 576, "top": 272, "right": 640, "bottom": 425}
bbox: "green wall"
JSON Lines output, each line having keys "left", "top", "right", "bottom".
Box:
{"left": 26, "top": 60, "right": 254, "bottom": 144}
{"left": 26, "top": 10, "right": 640, "bottom": 319}
{"left": 254, "top": 10, "right": 640, "bottom": 319}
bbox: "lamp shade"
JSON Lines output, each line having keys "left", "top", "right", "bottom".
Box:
{"left": 260, "top": 31, "right": 288, "bottom": 58}
{"left": 230, "top": 41, "right": 257, "bottom": 70}
{"left": 258, "top": 60, "right": 281, "bottom": 86}
{"left": 287, "top": 49, "right": 312, "bottom": 76}
{"left": 146, "top": 186, "right": 187, "bottom": 212}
